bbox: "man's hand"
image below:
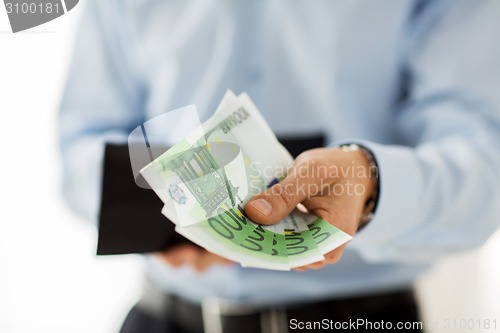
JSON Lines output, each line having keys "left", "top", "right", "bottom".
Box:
{"left": 244, "top": 147, "right": 376, "bottom": 271}
{"left": 154, "top": 243, "right": 235, "bottom": 273}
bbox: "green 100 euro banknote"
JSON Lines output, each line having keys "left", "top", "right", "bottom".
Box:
{"left": 140, "top": 91, "right": 352, "bottom": 270}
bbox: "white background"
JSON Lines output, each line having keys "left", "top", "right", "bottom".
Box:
{"left": 0, "top": 2, "right": 499, "bottom": 333}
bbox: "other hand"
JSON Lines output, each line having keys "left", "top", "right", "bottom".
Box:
{"left": 154, "top": 243, "right": 235, "bottom": 273}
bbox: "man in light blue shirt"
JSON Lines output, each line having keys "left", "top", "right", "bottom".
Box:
{"left": 60, "top": 0, "right": 500, "bottom": 332}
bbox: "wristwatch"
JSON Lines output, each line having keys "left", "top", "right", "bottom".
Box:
{"left": 339, "top": 143, "right": 380, "bottom": 231}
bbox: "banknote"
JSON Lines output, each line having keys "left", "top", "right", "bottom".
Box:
{"left": 141, "top": 91, "right": 352, "bottom": 270}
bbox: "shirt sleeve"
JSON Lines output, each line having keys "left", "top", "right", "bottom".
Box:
{"left": 59, "top": 0, "right": 145, "bottom": 224}
{"left": 345, "top": 0, "right": 500, "bottom": 263}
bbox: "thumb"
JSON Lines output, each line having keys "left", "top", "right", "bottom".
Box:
{"left": 244, "top": 171, "right": 321, "bottom": 225}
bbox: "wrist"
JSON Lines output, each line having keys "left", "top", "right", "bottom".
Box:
{"left": 338, "top": 144, "right": 380, "bottom": 230}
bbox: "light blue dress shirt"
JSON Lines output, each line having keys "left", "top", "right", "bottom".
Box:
{"left": 59, "top": 0, "right": 500, "bottom": 305}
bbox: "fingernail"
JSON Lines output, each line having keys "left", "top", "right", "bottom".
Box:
{"left": 250, "top": 198, "right": 273, "bottom": 216}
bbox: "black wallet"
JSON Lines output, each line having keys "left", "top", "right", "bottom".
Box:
{"left": 97, "top": 144, "right": 188, "bottom": 255}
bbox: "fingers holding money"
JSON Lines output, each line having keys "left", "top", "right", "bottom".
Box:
{"left": 141, "top": 92, "right": 359, "bottom": 271}
{"left": 154, "top": 243, "right": 235, "bottom": 272}
{"left": 246, "top": 147, "right": 375, "bottom": 270}
{"left": 245, "top": 150, "right": 335, "bottom": 225}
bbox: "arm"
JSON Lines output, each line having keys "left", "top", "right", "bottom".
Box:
{"left": 246, "top": 0, "right": 500, "bottom": 267}
{"left": 59, "top": 1, "right": 230, "bottom": 268}
{"left": 351, "top": 0, "right": 500, "bottom": 263}
{"left": 59, "top": 0, "right": 145, "bottom": 222}
{"left": 60, "top": 0, "right": 189, "bottom": 255}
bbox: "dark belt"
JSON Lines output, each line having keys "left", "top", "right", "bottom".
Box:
{"left": 141, "top": 287, "right": 420, "bottom": 333}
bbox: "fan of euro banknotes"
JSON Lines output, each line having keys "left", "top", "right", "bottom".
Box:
{"left": 140, "top": 91, "right": 352, "bottom": 270}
